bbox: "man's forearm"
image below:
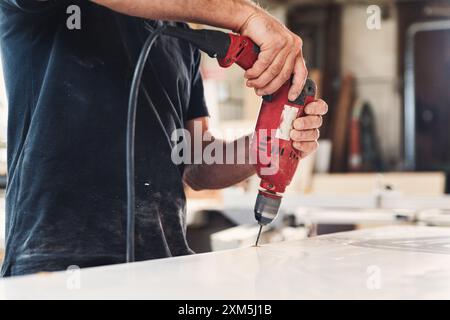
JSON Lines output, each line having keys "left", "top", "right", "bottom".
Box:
{"left": 184, "top": 134, "right": 255, "bottom": 191}
{"left": 92, "top": 0, "right": 260, "bottom": 32}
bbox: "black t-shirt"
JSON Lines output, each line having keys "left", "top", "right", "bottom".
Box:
{"left": 0, "top": 0, "right": 208, "bottom": 276}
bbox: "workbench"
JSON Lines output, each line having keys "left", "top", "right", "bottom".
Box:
{"left": 1, "top": 226, "right": 450, "bottom": 299}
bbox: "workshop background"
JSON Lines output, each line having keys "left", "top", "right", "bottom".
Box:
{"left": 1, "top": 0, "right": 450, "bottom": 262}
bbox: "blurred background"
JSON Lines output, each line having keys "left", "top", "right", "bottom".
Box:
{"left": 2, "top": 0, "right": 450, "bottom": 259}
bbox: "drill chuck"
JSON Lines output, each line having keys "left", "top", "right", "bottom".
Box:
{"left": 254, "top": 191, "right": 282, "bottom": 226}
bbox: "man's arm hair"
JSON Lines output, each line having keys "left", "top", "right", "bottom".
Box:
{"left": 184, "top": 134, "right": 255, "bottom": 191}
{"left": 91, "top": 0, "right": 260, "bottom": 32}
{"left": 93, "top": 0, "right": 310, "bottom": 108}
{"left": 182, "top": 118, "right": 255, "bottom": 191}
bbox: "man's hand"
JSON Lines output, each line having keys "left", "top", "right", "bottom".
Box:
{"left": 290, "top": 99, "right": 328, "bottom": 159}
{"left": 93, "top": 0, "right": 306, "bottom": 100}
{"left": 184, "top": 99, "right": 328, "bottom": 191}
{"left": 239, "top": 10, "right": 307, "bottom": 101}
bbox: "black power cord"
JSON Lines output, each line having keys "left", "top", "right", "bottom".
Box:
{"left": 126, "top": 23, "right": 228, "bottom": 263}
{"left": 126, "top": 26, "right": 166, "bottom": 263}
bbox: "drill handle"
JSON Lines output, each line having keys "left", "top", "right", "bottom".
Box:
{"left": 219, "top": 33, "right": 317, "bottom": 110}
{"left": 292, "top": 78, "right": 317, "bottom": 108}
{"left": 218, "top": 34, "right": 260, "bottom": 70}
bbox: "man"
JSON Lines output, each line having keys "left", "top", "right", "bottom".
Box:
{"left": 0, "top": 0, "right": 328, "bottom": 277}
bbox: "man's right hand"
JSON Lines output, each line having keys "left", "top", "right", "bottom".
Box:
{"left": 238, "top": 9, "right": 308, "bottom": 102}
{"left": 93, "top": 0, "right": 307, "bottom": 101}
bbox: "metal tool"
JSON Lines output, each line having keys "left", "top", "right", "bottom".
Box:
{"left": 255, "top": 225, "right": 263, "bottom": 246}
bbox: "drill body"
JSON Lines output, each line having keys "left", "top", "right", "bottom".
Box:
{"left": 217, "top": 33, "right": 317, "bottom": 226}
{"left": 163, "top": 27, "right": 316, "bottom": 226}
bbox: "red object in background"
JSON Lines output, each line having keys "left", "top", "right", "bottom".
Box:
{"left": 349, "top": 117, "right": 362, "bottom": 171}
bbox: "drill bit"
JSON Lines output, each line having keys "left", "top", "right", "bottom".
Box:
{"left": 255, "top": 225, "right": 263, "bottom": 246}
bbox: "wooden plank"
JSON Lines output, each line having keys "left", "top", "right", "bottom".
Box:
{"left": 330, "top": 74, "right": 355, "bottom": 172}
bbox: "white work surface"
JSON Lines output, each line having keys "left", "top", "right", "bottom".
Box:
{"left": 2, "top": 226, "right": 450, "bottom": 300}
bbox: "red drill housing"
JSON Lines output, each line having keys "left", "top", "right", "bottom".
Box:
{"left": 217, "top": 33, "right": 317, "bottom": 225}
{"left": 162, "top": 27, "right": 317, "bottom": 226}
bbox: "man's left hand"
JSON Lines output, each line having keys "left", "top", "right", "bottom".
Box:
{"left": 290, "top": 99, "right": 328, "bottom": 159}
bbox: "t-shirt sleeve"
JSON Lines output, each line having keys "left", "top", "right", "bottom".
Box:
{"left": 0, "top": 0, "right": 60, "bottom": 11}
{"left": 185, "top": 49, "right": 209, "bottom": 121}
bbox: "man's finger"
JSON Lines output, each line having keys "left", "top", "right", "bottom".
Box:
{"left": 254, "top": 50, "right": 296, "bottom": 96}
{"left": 290, "top": 129, "right": 320, "bottom": 142}
{"left": 288, "top": 53, "right": 308, "bottom": 101}
{"left": 305, "top": 99, "right": 328, "bottom": 116}
{"left": 293, "top": 115, "right": 323, "bottom": 130}
{"left": 246, "top": 48, "right": 290, "bottom": 90}
{"left": 244, "top": 44, "right": 281, "bottom": 80}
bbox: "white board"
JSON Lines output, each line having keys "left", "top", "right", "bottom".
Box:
{"left": 1, "top": 226, "right": 450, "bottom": 299}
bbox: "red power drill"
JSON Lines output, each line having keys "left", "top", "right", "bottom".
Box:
{"left": 163, "top": 26, "right": 317, "bottom": 239}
